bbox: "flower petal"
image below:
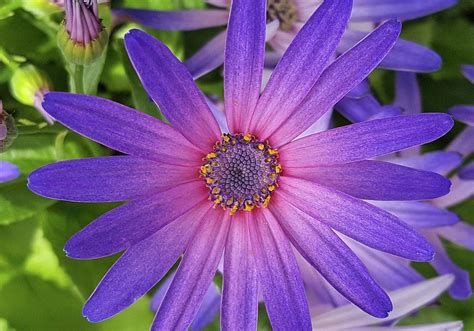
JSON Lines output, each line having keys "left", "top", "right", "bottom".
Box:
{"left": 285, "top": 160, "right": 451, "bottom": 200}
{"left": 336, "top": 94, "right": 383, "bottom": 123}
{"left": 124, "top": 29, "right": 221, "bottom": 151}
{"left": 151, "top": 210, "right": 230, "bottom": 330}
{"left": 269, "top": 20, "right": 401, "bottom": 146}
{"left": 42, "top": 93, "right": 202, "bottom": 165}
{"left": 277, "top": 176, "right": 434, "bottom": 261}
{"left": 224, "top": 0, "right": 266, "bottom": 133}
{"left": 314, "top": 275, "right": 455, "bottom": 329}
{"left": 394, "top": 72, "right": 421, "bottom": 115}
{"left": 439, "top": 222, "right": 474, "bottom": 251}
{"left": 151, "top": 272, "right": 222, "bottom": 330}
{"left": 462, "top": 64, "right": 474, "bottom": 83}
{"left": 206, "top": 97, "right": 229, "bottom": 133}
{"left": 191, "top": 282, "right": 221, "bottom": 331}
{"left": 82, "top": 205, "right": 208, "bottom": 322}
{"left": 432, "top": 176, "right": 474, "bottom": 209}
{"left": 249, "top": 209, "right": 312, "bottom": 330}
{"left": 427, "top": 233, "right": 472, "bottom": 299}
{"left": 449, "top": 105, "right": 474, "bottom": 126}
{"left": 185, "top": 31, "right": 226, "bottom": 79}
{"left": 65, "top": 182, "right": 208, "bottom": 259}
{"left": 248, "top": 0, "right": 352, "bottom": 137}
{"left": 389, "top": 151, "right": 462, "bottom": 176}
{"left": 339, "top": 30, "right": 441, "bottom": 72}
{"left": 343, "top": 237, "right": 424, "bottom": 291}
{"left": 345, "top": 79, "right": 370, "bottom": 99}
{"left": 351, "top": 0, "right": 457, "bottom": 22}
{"left": 271, "top": 200, "right": 392, "bottom": 318}
{"left": 28, "top": 156, "right": 196, "bottom": 202}
{"left": 0, "top": 161, "right": 20, "bottom": 183}
{"left": 187, "top": 21, "right": 279, "bottom": 80}
{"left": 280, "top": 114, "right": 453, "bottom": 167}
{"left": 447, "top": 127, "right": 474, "bottom": 157}
{"left": 369, "top": 201, "right": 459, "bottom": 228}
{"left": 221, "top": 213, "right": 258, "bottom": 331}
{"left": 112, "top": 8, "right": 228, "bottom": 30}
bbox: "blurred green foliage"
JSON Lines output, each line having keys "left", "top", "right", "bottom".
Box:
{"left": 0, "top": 0, "right": 473, "bottom": 330}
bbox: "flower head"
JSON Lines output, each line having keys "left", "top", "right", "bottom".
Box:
{"left": 28, "top": 0, "right": 454, "bottom": 329}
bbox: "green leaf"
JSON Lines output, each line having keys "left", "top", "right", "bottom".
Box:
{"left": 0, "top": 218, "right": 37, "bottom": 266}
{"left": 431, "top": 19, "right": 474, "bottom": 79}
{"left": 0, "top": 10, "right": 49, "bottom": 59}
{"left": 0, "top": 275, "right": 91, "bottom": 330}
{"left": 0, "top": 180, "right": 55, "bottom": 225}
{"left": 0, "top": 0, "right": 22, "bottom": 20}
{"left": 40, "top": 202, "right": 119, "bottom": 298}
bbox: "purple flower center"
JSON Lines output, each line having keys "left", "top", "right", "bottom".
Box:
{"left": 267, "top": 0, "right": 297, "bottom": 32}
{"left": 201, "top": 133, "right": 282, "bottom": 215}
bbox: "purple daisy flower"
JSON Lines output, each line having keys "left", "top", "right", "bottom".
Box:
{"left": 113, "top": 0, "right": 456, "bottom": 78}
{"left": 29, "top": 0, "right": 454, "bottom": 329}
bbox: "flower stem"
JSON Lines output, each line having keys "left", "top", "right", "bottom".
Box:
{"left": 71, "top": 64, "right": 85, "bottom": 94}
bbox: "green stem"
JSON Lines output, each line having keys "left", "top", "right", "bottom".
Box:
{"left": 71, "top": 64, "right": 85, "bottom": 94}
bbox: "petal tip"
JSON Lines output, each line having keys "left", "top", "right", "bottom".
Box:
{"left": 367, "top": 294, "right": 393, "bottom": 318}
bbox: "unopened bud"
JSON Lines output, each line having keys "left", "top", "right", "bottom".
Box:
{"left": 9, "top": 65, "right": 54, "bottom": 124}
{"left": 57, "top": 0, "right": 108, "bottom": 65}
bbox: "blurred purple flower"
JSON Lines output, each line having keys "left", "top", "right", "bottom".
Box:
{"left": 0, "top": 161, "right": 20, "bottom": 183}
{"left": 333, "top": 71, "right": 474, "bottom": 300}
{"left": 28, "top": 0, "right": 454, "bottom": 329}
{"left": 113, "top": 0, "right": 456, "bottom": 78}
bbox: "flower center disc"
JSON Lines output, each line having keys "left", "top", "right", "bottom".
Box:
{"left": 201, "top": 133, "right": 282, "bottom": 215}
{"left": 267, "top": 0, "right": 297, "bottom": 32}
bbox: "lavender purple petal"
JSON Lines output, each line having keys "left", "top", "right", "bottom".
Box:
{"left": 83, "top": 209, "right": 204, "bottom": 322}
{"left": 124, "top": 29, "right": 221, "bottom": 151}
{"left": 28, "top": 156, "right": 196, "bottom": 202}
{"left": 351, "top": 0, "right": 457, "bottom": 22}
{"left": 42, "top": 93, "right": 203, "bottom": 165}
{"left": 221, "top": 213, "right": 258, "bottom": 331}
{"left": 250, "top": 209, "right": 312, "bottom": 330}
{"left": 223, "top": 0, "right": 266, "bottom": 133}
{"left": 339, "top": 30, "right": 441, "bottom": 73}
{"left": 248, "top": 0, "right": 352, "bottom": 137}
{"left": 112, "top": 8, "right": 228, "bottom": 30}
{"left": 277, "top": 177, "right": 434, "bottom": 261}
{"left": 151, "top": 210, "right": 230, "bottom": 330}
{"left": 270, "top": 20, "right": 401, "bottom": 146}
{"left": 64, "top": 183, "right": 208, "bottom": 259}
{"left": 272, "top": 201, "right": 392, "bottom": 318}
{"left": 280, "top": 114, "right": 453, "bottom": 167}
{"left": 285, "top": 160, "right": 451, "bottom": 201}
{"left": 449, "top": 105, "right": 474, "bottom": 126}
